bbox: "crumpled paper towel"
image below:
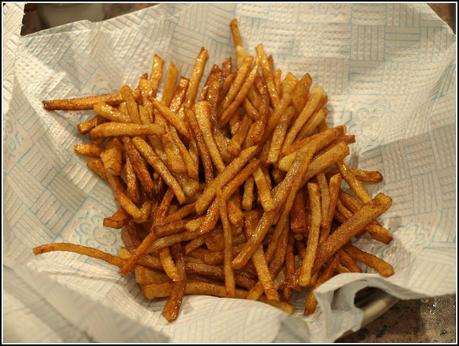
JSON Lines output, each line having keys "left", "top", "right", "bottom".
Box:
{"left": 3, "top": 3, "right": 456, "bottom": 342}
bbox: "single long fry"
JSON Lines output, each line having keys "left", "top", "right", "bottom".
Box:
{"left": 151, "top": 98, "right": 190, "bottom": 139}
{"left": 217, "top": 189, "right": 236, "bottom": 297}
{"left": 299, "top": 183, "right": 321, "bottom": 287}
{"left": 319, "top": 173, "right": 342, "bottom": 243}
{"left": 242, "top": 176, "right": 255, "bottom": 211}
{"left": 43, "top": 91, "right": 140, "bottom": 111}
{"left": 150, "top": 55, "right": 165, "bottom": 98}
{"left": 132, "top": 137, "right": 186, "bottom": 204}
{"left": 317, "top": 173, "right": 330, "bottom": 229}
{"left": 159, "top": 247, "right": 180, "bottom": 281}
{"left": 253, "top": 167, "right": 274, "bottom": 211}
{"left": 184, "top": 47, "right": 209, "bottom": 108}
{"left": 162, "top": 130, "right": 187, "bottom": 173}
{"left": 344, "top": 244, "right": 394, "bottom": 277}
{"left": 227, "top": 114, "right": 252, "bottom": 157}
{"left": 313, "top": 193, "right": 392, "bottom": 273}
{"left": 33, "top": 243, "right": 125, "bottom": 267}
{"left": 336, "top": 161, "right": 371, "bottom": 204}
{"left": 90, "top": 122, "right": 165, "bottom": 138}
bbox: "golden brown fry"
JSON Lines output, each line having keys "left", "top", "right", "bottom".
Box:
{"left": 33, "top": 243, "right": 126, "bottom": 267}
{"left": 150, "top": 55, "right": 165, "bottom": 98}
{"left": 227, "top": 196, "right": 244, "bottom": 227}
{"left": 194, "top": 102, "right": 226, "bottom": 173}
{"left": 242, "top": 176, "right": 255, "bottom": 211}
{"left": 103, "top": 207, "right": 129, "bottom": 229}
{"left": 186, "top": 108, "right": 214, "bottom": 183}
{"left": 317, "top": 173, "right": 330, "bottom": 229}
{"left": 217, "top": 189, "right": 236, "bottom": 297}
{"left": 298, "top": 183, "right": 321, "bottom": 287}
{"left": 319, "top": 173, "right": 342, "bottom": 244}
{"left": 336, "top": 161, "right": 371, "bottom": 204}
{"left": 195, "top": 146, "right": 258, "bottom": 214}
{"left": 93, "top": 102, "right": 131, "bottom": 123}
{"left": 151, "top": 98, "right": 190, "bottom": 139}
{"left": 90, "top": 122, "right": 165, "bottom": 138}
{"left": 74, "top": 143, "right": 102, "bottom": 158}
{"left": 159, "top": 247, "right": 179, "bottom": 281}
{"left": 220, "top": 72, "right": 236, "bottom": 102}
{"left": 245, "top": 211, "right": 279, "bottom": 301}
{"left": 253, "top": 167, "right": 275, "bottom": 211}
{"left": 297, "top": 107, "right": 328, "bottom": 139}
{"left": 282, "top": 85, "right": 325, "bottom": 151}
{"left": 43, "top": 91, "right": 140, "bottom": 111}
{"left": 124, "top": 158, "right": 140, "bottom": 203}
{"left": 256, "top": 44, "right": 279, "bottom": 108}
{"left": 154, "top": 188, "right": 175, "bottom": 223}
{"left": 106, "top": 172, "right": 143, "bottom": 219}
{"left": 227, "top": 114, "right": 252, "bottom": 157}
{"left": 184, "top": 47, "right": 209, "bottom": 108}
{"left": 162, "top": 130, "right": 187, "bottom": 174}
{"left": 100, "top": 138, "right": 123, "bottom": 175}
{"left": 143, "top": 280, "right": 247, "bottom": 300}
{"left": 313, "top": 193, "right": 392, "bottom": 273}
{"left": 162, "top": 243, "right": 186, "bottom": 322}
{"left": 344, "top": 244, "right": 394, "bottom": 277}
{"left": 267, "top": 103, "right": 296, "bottom": 164}
{"left": 292, "top": 73, "right": 312, "bottom": 114}
{"left": 132, "top": 137, "right": 186, "bottom": 204}
{"left": 161, "top": 63, "right": 179, "bottom": 107}
{"left": 291, "top": 191, "right": 307, "bottom": 233}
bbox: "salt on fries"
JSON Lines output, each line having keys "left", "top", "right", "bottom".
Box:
{"left": 35, "top": 18, "right": 395, "bottom": 320}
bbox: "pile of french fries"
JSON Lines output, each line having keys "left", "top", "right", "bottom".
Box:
{"left": 33, "top": 19, "right": 394, "bottom": 321}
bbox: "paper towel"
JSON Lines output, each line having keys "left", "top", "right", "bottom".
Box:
{"left": 3, "top": 3, "right": 456, "bottom": 342}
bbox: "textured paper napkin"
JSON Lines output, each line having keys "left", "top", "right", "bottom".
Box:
{"left": 3, "top": 3, "right": 456, "bottom": 342}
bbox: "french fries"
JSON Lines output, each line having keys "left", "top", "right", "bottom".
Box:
{"left": 35, "top": 18, "right": 396, "bottom": 321}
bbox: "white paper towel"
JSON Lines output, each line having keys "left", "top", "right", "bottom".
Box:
{"left": 3, "top": 3, "right": 456, "bottom": 342}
